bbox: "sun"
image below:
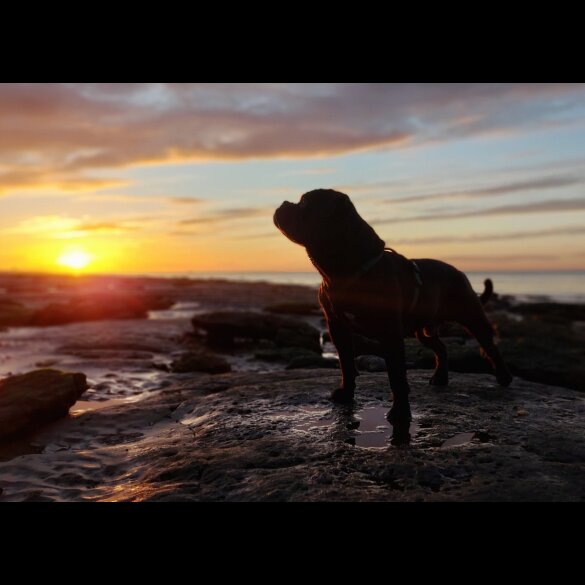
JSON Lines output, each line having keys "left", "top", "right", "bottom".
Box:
{"left": 57, "top": 249, "right": 93, "bottom": 271}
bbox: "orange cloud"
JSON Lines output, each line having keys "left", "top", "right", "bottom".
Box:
{"left": 8, "top": 215, "right": 151, "bottom": 239}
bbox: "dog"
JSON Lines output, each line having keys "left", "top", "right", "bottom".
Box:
{"left": 274, "top": 188, "right": 513, "bottom": 427}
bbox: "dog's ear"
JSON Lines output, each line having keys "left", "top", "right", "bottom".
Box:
{"left": 332, "top": 193, "right": 353, "bottom": 217}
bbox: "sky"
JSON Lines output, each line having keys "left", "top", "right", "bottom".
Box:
{"left": 1, "top": 82, "right": 584, "bottom": 274}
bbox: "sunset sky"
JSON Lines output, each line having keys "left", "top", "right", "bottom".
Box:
{"left": 1, "top": 83, "right": 584, "bottom": 274}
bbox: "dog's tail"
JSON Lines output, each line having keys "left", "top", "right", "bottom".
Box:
{"left": 479, "top": 278, "right": 493, "bottom": 305}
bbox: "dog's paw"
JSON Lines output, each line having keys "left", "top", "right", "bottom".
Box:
{"left": 429, "top": 371, "right": 449, "bottom": 386}
{"left": 386, "top": 403, "right": 412, "bottom": 425}
{"left": 391, "top": 421, "right": 412, "bottom": 446}
{"left": 330, "top": 387, "right": 355, "bottom": 404}
{"left": 496, "top": 371, "right": 513, "bottom": 387}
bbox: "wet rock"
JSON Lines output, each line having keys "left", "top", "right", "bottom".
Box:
{"left": 170, "top": 351, "right": 231, "bottom": 374}
{"left": 35, "top": 359, "right": 60, "bottom": 368}
{"left": 493, "top": 316, "right": 585, "bottom": 391}
{"left": 353, "top": 333, "right": 384, "bottom": 356}
{"left": 58, "top": 341, "right": 167, "bottom": 354}
{"left": 509, "top": 302, "right": 585, "bottom": 322}
{"left": 0, "top": 369, "right": 87, "bottom": 440}
{"left": 192, "top": 311, "right": 321, "bottom": 353}
{"left": 0, "top": 370, "right": 584, "bottom": 501}
{"left": 285, "top": 355, "right": 338, "bottom": 369}
{"left": 254, "top": 349, "right": 287, "bottom": 362}
{"left": 263, "top": 302, "right": 321, "bottom": 316}
{"left": 29, "top": 294, "right": 174, "bottom": 327}
{"left": 255, "top": 346, "right": 336, "bottom": 369}
{"left": 356, "top": 355, "right": 387, "bottom": 372}
{"left": 475, "top": 431, "right": 495, "bottom": 443}
{"left": 0, "top": 298, "right": 33, "bottom": 327}
{"left": 59, "top": 349, "right": 155, "bottom": 361}
{"left": 255, "top": 346, "right": 313, "bottom": 363}
{"left": 152, "top": 362, "right": 170, "bottom": 372}
{"left": 417, "top": 467, "right": 444, "bottom": 492}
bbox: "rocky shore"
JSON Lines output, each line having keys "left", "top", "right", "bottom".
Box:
{"left": 0, "top": 272, "right": 584, "bottom": 501}
{"left": 0, "top": 369, "right": 583, "bottom": 501}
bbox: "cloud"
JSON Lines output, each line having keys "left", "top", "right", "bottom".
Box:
{"left": 167, "top": 196, "right": 206, "bottom": 205}
{"left": 392, "top": 225, "right": 585, "bottom": 245}
{"left": 1, "top": 83, "right": 585, "bottom": 194}
{"left": 381, "top": 175, "right": 584, "bottom": 205}
{"left": 229, "top": 231, "right": 280, "bottom": 240}
{"left": 372, "top": 197, "right": 585, "bottom": 225}
{"left": 9, "top": 214, "right": 151, "bottom": 238}
{"left": 75, "top": 221, "right": 142, "bottom": 233}
{"left": 0, "top": 167, "right": 128, "bottom": 195}
{"left": 284, "top": 167, "right": 337, "bottom": 176}
{"left": 178, "top": 207, "right": 269, "bottom": 226}
{"left": 445, "top": 254, "right": 556, "bottom": 262}
{"left": 335, "top": 179, "right": 407, "bottom": 195}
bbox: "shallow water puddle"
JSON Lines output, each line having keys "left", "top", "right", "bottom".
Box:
{"left": 148, "top": 302, "right": 201, "bottom": 320}
{"left": 70, "top": 395, "right": 144, "bottom": 416}
{"left": 442, "top": 432, "right": 476, "bottom": 447}
{"left": 282, "top": 404, "right": 420, "bottom": 447}
{"left": 354, "top": 406, "right": 391, "bottom": 447}
{"left": 354, "top": 406, "right": 420, "bottom": 448}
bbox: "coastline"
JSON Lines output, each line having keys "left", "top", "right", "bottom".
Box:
{"left": 2, "top": 269, "right": 584, "bottom": 303}
{"left": 1, "top": 272, "right": 584, "bottom": 501}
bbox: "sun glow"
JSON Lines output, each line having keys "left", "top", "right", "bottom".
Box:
{"left": 57, "top": 249, "right": 93, "bottom": 271}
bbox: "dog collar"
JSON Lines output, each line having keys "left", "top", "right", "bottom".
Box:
{"left": 355, "top": 250, "right": 385, "bottom": 278}
{"left": 326, "top": 250, "right": 385, "bottom": 291}
{"left": 407, "top": 260, "right": 423, "bottom": 313}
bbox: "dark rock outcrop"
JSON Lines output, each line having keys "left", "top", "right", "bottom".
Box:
{"left": 285, "top": 355, "right": 338, "bottom": 369}
{"left": 254, "top": 346, "right": 336, "bottom": 368}
{"left": 0, "top": 298, "right": 34, "bottom": 327}
{"left": 29, "top": 294, "right": 174, "bottom": 327}
{"left": 170, "top": 351, "right": 231, "bottom": 374}
{"left": 508, "top": 302, "right": 585, "bottom": 322}
{"left": 263, "top": 302, "right": 321, "bottom": 316}
{"left": 192, "top": 311, "right": 321, "bottom": 353}
{"left": 0, "top": 369, "right": 87, "bottom": 440}
{"left": 356, "top": 355, "right": 387, "bottom": 372}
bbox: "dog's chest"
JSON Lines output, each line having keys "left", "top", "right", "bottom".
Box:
{"left": 332, "top": 296, "right": 381, "bottom": 333}
{"left": 328, "top": 283, "right": 406, "bottom": 334}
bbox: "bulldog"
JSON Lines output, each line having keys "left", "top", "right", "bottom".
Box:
{"left": 274, "top": 188, "right": 512, "bottom": 426}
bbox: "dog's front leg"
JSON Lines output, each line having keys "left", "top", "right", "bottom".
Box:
{"left": 327, "top": 315, "right": 358, "bottom": 403}
{"left": 379, "top": 329, "right": 412, "bottom": 425}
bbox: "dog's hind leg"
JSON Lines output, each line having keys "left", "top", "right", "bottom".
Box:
{"left": 415, "top": 327, "right": 449, "bottom": 386}
{"left": 461, "top": 313, "right": 513, "bottom": 387}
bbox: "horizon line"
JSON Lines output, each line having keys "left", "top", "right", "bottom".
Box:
{"left": 2, "top": 268, "right": 585, "bottom": 278}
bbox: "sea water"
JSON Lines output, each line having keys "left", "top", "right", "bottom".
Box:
{"left": 135, "top": 270, "right": 585, "bottom": 303}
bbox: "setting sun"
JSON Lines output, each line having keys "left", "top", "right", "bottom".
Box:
{"left": 57, "top": 249, "right": 93, "bottom": 271}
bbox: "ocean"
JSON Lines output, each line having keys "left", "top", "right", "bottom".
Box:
{"left": 138, "top": 270, "right": 585, "bottom": 304}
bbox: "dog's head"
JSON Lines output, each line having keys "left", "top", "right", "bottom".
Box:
{"left": 274, "top": 188, "right": 385, "bottom": 278}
